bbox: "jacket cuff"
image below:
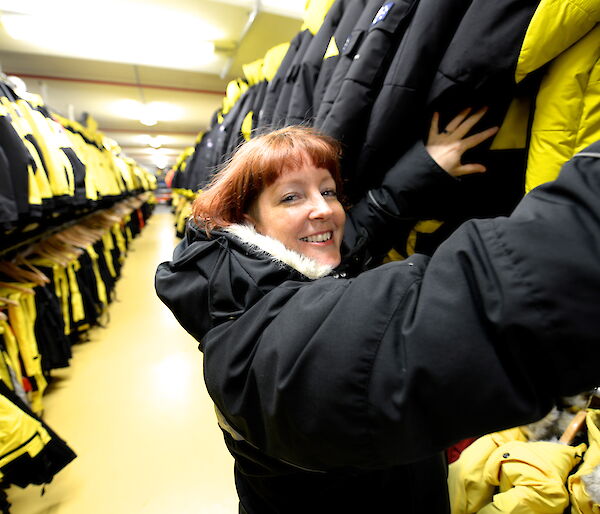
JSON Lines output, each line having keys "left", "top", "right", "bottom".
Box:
{"left": 370, "top": 140, "right": 459, "bottom": 220}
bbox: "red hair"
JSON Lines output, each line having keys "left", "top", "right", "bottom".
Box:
{"left": 192, "top": 126, "right": 343, "bottom": 232}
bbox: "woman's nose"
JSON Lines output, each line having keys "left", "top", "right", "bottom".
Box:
{"left": 308, "top": 194, "right": 333, "bottom": 219}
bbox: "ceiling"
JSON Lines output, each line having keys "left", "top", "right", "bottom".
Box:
{"left": 0, "top": 0, "right": 305, "bottom": 173}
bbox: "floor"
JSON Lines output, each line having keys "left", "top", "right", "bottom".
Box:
{"left": 8, "top": 204, "right": 239, "bottom": 513}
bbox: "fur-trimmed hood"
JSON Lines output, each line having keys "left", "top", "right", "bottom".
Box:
{"left": 224, "top": 223, "right": 334, "bottom": 280}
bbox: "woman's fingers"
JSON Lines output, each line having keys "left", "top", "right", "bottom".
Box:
{"left": 429, "top": 111, "right": 441, "bottom": 141}
{"left": 448, "top": 106, "right": 488, "bottom": 139}
{"left": 444, "top": 107, "right": 472, "bottom": 134}
{"left": 442, "top": 107, "right": 471, "bottom": 134}
{"left": 453, "top": 163, "right": 487, "bottom": 177}
{"left": 462, "top": 126, "right": 499, "bottom": 150}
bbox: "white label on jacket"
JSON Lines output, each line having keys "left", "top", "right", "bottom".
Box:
{"left": 372, "top": 2, "right": 394, "bottom": 25}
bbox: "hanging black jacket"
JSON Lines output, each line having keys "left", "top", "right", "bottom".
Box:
{"left": 0, "top": 146, "right": 18, "bottom": 230}
{"left": 257, "top": 30, "right": 310, "bottom": 131}
{"left": 156, "top": 142, "right": 600, "bottom": 513}
{"left": 0, "top": 114, "right": 37, "bottom": 220}
{"left": 269, "top": 31, "right": 315, "bottom": 130}
{"left": 285, "top": 0, "right": 363, "bottom": 126}
{"left": 313, "top": 0, "right": 385, "bottom": 124}
{"left": 315, "top": 0, "right": 420, "bottom": 200}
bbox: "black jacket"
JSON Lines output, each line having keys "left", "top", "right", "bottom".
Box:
{"left": 0, "top": 145, "right": 18, "bottom": 229}
{"left": 156, "top": 143, "right": 600, "bottom": 513}
{"left": 315, "top": 0, "right": 419, "bottom": 200}
{"left": 257, "top": 30, "right": 312, "bottom": 132}
{"left": 313, "top": 0, "right": 387, "bottom": 125}
{"left": 285, "top": 0, "right": 363, "bottom": 127}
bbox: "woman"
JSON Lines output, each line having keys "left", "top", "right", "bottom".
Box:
{"left": 155, "top": 109, "right": 600, "bottom": 513}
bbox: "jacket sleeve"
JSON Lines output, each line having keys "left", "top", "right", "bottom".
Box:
{"left": 203, "top": 145, "right": 600, "bottom": 471}
{"left": 342, "top": 140, "right": 461, "bottom": 263}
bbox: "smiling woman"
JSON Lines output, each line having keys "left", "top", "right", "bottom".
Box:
{"left": 156, "top": 121, "right": 600, "bottom": 514}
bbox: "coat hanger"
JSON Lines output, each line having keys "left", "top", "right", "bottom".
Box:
{"left": 40, "top": 237, "right": 82, "bottom": 259}
{"left": 28, "top": 240, "right": 72, "bottom": 267}
{"left": 559, "top": 387, "right": 600, "bottom": 444}
{"left": 64, "top": 224, "right": 99, "bottom": 245}
{"left": 0, "top": 260, "right": 48, "bottom": 287}
{"left": 13, "top": 255, "right": 51, "bottom": 285}
{"left": 0, "top": 281, "right": 35, "bottom": 295}
{"left": 53, "top": 230, "right": 90, "bottom": 249}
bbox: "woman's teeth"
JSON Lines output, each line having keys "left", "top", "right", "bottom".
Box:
{"left": 300, "top": 232, "right": 332, "bottom": 243}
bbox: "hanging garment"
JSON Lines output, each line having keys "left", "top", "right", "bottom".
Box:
{"left": 0, "top": 145, "right": 18, "bottom": 230}
{"left": 15, "top": 99, "right": 75, "bottom": 206}
{"left": 270, "top": 30, "right": 315, "bottom": 129}
{"left": 522, "top": 0, "right": 600, "bottom": 192}
{"left": 448, "top": 428, "right": 528, "bottom": 513}
{"left": 0, "top": 380, "right": 75, "bottom": 489}
{"left": 33, "top": 280, "right": 71, "bottom": 371}
{"left": 569, "top": 410, "right": 600, "bottom": 513}
{"left": 478, "top": 440, "right": 585, "bottom": 513}
{"left": 0, "top": 108, "right": 41, "bottom": 221}
{"left": 309, "top": 0, "right": 370, "bottom": 118}
{"left": 1, "top": 97, "right": 53, "bottom": 212}
{"left": 257, "top": 31, "right": 310, "bottom": 130}
{"left": 269, "top": 0, "right": 339, "bottom": 127}
{"left": 316, "top": 0, "right": 420, "bottom": 200}
{"left": 3, "top": 287, "right": 46, "bottom": 415}
{"left": 251, "top": 43, "right": 289, "bottom": 134}
{"left": 313, "top": 0, "right": 386, "bottom": 125}
{"left": 285, "top": 0, "right": 361, "bottom": 126}
{"left": 0, "top": 320, "right": 26, "bottom": 405}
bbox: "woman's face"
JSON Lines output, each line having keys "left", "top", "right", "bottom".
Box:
{"left": 244, "top": 163, "right": 346, "bottom": 267}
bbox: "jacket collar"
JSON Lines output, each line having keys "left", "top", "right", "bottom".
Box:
{"left": 224, "top": 223, "right": 334, "bottom": 280}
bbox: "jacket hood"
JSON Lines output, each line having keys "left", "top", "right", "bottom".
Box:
{"left": 155, "top": 222, "right": 333, "bottom": 343}
{"left": 516, "top": 0, "right": 600, "bottom": 82}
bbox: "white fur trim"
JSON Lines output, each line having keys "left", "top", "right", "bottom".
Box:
{"left": 522, "top": 407, "right": 561, "bottom": 441}
{"left": 582, "top": 466, "right": 600, "bottom": 505}
{"left": 225, "top": 223, "right": 334, "bottom": 280}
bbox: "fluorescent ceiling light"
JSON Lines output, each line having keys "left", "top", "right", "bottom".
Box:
{"left": 211, "top": 0, "right": 305, "bottom": 18}
{"left": 1, "top": 2, "right": 221, "bottom": 70}
{"left": 260, "top": 0, "right": 305, "bottom": 18}
{"left": 136, "top": 135, "right": 171, "bottom": 148}
{"left": 140, "top": 115, "right": 158, "bottom": 127}
{"left": 150, "top": 149, "right": 170, "bottom": 169}
{"left": 111, "top": 100, "right": 184, "bottom": 124}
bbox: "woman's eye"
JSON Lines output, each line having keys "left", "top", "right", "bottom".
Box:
{"left": 281, "top": 194, "right": 298, "bottom": 203}
{"left": 322, "top": 189, "right": 337, "bottom": 198}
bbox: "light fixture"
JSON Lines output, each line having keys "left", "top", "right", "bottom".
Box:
{"left": 1, "top": 5, "right": 219, "bottom": 71}
{"left": 152, "top": 153, "right": 169, "bottom": 170}
{"left": 140, "top": 113, "right": 158, "bottom": 127}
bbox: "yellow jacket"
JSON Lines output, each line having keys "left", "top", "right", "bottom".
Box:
{"left": 449, "top": 427, "right": 586, "bottom": 513}
{"left": 515, "top": 0, "right": 600, "bottom": 192}
{"left": 449, "top": 427, "right": 527, "bottom": 513}
{"left": 569, "top": 410, "right": 600, "bottom": 514}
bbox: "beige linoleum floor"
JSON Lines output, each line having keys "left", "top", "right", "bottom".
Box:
{"left": 8, "top": 204, "right": 238, "bottom": 513}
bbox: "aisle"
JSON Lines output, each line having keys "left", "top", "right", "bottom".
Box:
{"left": 8, "top": 205, "right": 238, "bottom": 514}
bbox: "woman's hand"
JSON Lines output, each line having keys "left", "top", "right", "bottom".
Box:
{"left": 426, "top": 107, "right": 499, "bottom": 178}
